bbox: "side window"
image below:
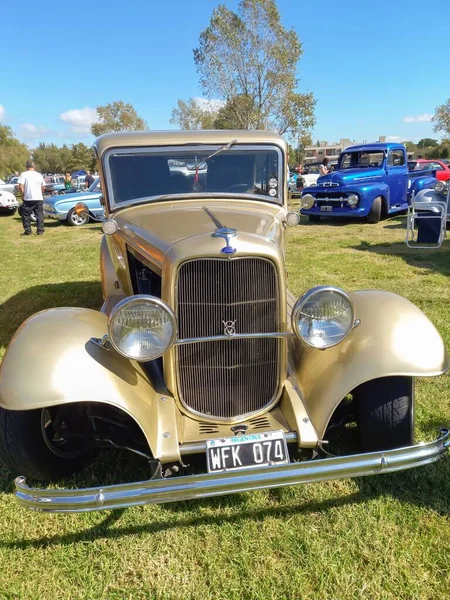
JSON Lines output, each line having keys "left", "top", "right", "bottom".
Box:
{"left": 430, "top": 162, "right": 443, "bottom": 171}
{"left": 388, "top": 150, "right": 405, "bottom": 167}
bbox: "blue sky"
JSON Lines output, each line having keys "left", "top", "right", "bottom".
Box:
{"left": 1, "top": 0, "right": 446, "bottom": 148}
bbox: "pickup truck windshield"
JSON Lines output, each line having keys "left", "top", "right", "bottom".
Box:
{"left": 340, "top": 151, "right": 384, "bottom": 169}
{"left": 105, "top": 145, "right": 282, "bottom": 209}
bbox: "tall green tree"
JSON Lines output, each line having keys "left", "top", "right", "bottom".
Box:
{"left": 432, "top": 99, "right": 450, "bottom": 137}
{"left": 0, "top": 126, "right": 29, "bottom": 178}
{"left": 417, "top": 138, "right": 438, "bottom": 149}
{"left": 91, "top": 101, "right": 148, "bottom": 136}
{"left": 173, "top": 0, "right": 315, "bottom": 139}
{"left": 170, "top": 98, "right": 219, "bottom": 129}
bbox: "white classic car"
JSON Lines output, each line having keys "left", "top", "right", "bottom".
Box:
{"left": 0, "top": 189, "right": 19, "bottom": 215}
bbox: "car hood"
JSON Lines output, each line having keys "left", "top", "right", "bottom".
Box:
{"left": 46, "top": 191, "right": 100, "bottom": 205}
{"left": 316, "top": 168, "right": 383, "bottom": 186}
{"left": 112, "top": 198, "right": 287, "bottom": 270}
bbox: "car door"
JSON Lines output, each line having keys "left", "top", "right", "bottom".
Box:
{"left": 386, "top": 149, "right": 407, "bottom": 208}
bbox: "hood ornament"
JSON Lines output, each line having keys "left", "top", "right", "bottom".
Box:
{"left": 203, "top": 206, "right": 237, "bottom": 256}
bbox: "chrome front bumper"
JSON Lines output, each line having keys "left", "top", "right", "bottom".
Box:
{"left": 15, "top": 429, "right": 449, "bottom": 513}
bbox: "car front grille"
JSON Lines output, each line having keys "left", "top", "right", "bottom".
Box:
{"left": 176, "top": 257, "right": 280, "bottom": 420}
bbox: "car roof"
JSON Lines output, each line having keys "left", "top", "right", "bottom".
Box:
{"left": 343, "top": 142, "right": 404, "bottom": 152}
{"left": 94, "top": 130, "right": 287, "bottom": 157}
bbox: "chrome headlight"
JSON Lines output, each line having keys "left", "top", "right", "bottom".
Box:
{"left": 108, "top": 295, "right": 177, "bottom": 361}
{"left": 434, "top": 181, "right": 445, "bottom": 193}
{"left": 301, "top": 193, "right": 315, "bottom": 209}
{"left": 347, "top": 193, "right": 359, "bottom": 207}
{"left": 285, "top": 210, "right": 300, "bottom": 226}
{"left": 291, "top": 286, "right": 355, "bottom": 348}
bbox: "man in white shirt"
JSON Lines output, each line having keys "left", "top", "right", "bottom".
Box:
{"left": 18, "top": 160, "right": 45, "bottom": 235}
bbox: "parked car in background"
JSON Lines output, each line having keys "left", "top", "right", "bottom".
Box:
{"left": 0, "top": 176, "right": 19, "bottom": 194}
{"left": 409, "top": 159, "right": 450, "bottom": 182}
{"left": 44, "top": 175, "right": 66, "bottom": 196}
{"left": 288, "top": 171, "right": 303, "bottom": 195}
{"left": 1, "top": 130, "right": 448, "bottom": 513}
{"left": 301, "top": 143, "right": 437, "bottom": 223}
{"left": 43, "top": 178, "right": 103, "bottom": 225}
{"left": 0, "top": 190, "right": 19, "bottom": 215}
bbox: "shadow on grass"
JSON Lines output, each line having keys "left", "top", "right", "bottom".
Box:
{"left": 1, "top": 428, "right": 448, "bottom": 549}
{"left": 351, "top": 239, "right": 450, "bottom": 277}
{"left": 0, "top": 281, "right": 103, "bottom": 350}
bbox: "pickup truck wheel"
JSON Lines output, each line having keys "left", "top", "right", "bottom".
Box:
{"left": 0, "top": 407, "right": 89, "bottom": 481}
{"left": 309, "top": 215, "right": 321, "bottom": 222}
{"left": 367, "top": 196, "right": 382, "bottom": 223}
{"left": 67, "top": 207, "right": 89, "bottom": 226}
{"left": 354, "top": 376, "right": 414, "bottom": 451}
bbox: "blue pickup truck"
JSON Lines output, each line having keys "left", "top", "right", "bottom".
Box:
{"left": 301, "top": 143, "right": 436, "bottom": 223}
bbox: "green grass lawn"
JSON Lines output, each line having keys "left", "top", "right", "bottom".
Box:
{"left": 0, "top": 211, "right": 449, "bottom": 600}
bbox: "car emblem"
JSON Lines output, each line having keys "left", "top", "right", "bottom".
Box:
{"left": 223, "top": 320, "right": 236, "bottom": 336}
{"left": 202, "top": 206, "right": 237, "bottom": 257}
{"left": 231, "top": 424, "right": 248, "bottom": 435}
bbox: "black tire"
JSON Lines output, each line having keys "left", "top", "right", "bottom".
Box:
{"left": 367, "top": 196, "right": 382, "bottom": 224}
{"left": 0, "top": 407, "right": 89, "bottom": 481}
{"left": 9, "top": 208, "right": 17, "bottom": 216}
{"left": 309, "top": 215, "right": 321, "bottom": 222}
{"left": 67, "top": 207, "right": 89, "bottom": 226}
{"left": 354, "top": 376, "right": 414, "bottom": 451}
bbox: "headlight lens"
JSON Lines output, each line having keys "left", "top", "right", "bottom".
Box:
{"left": 108, "top": 295, "right": 177, "bottom": 361}
{"left": 301, "top": 193, "right": 315, "bottom": 209}
{"left": 347, "top": 193, "right": 359, "bottom": 207}
{"left": 434, "top": 181, "right": 446, "bottom": 194}
{"left": 291, "top": 286, "right": 354, "bottom": 348}
{"left": 285, "top": 210, "right": 300, "bottom": 226}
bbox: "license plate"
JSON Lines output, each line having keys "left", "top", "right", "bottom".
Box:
{"left": 320, "top": 205, "right": 333, "bottom": 212}
{"left": 206, "top": 431, "right": 289, "bottom": 473}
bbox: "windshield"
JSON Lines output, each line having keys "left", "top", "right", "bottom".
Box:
{"left": 105, "top": 144, "right": 282, "bottom": 209}
{"left": 339, "top": 151, "right": 384, "bottom": 169}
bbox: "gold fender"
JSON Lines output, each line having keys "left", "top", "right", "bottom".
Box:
{"left": 0, "top": 308, "right": 181, "bottom": 463}
{"left": 289, "top": 290, "right": 449, "bottom": 439}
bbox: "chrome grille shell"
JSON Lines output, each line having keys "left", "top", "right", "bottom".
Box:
{"left": 175, "top": 257, "right": 282, "bottom": 420}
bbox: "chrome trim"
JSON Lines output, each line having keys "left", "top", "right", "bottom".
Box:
{"left": 175, "top": 332, "right": 295, "bottom": 345}
{"left": 15, "top": 429, "right": 449, "bottom": 512}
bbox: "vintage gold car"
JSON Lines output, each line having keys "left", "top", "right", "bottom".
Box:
{"left": 0, "top": 130, "right": 448, "bottom": 512}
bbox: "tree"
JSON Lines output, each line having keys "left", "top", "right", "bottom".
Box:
{"left": 0, "top": 125, "right": 29, "bottom": 178}
{"left": 417, "top": 138, "right": 438, "bottom": 149}
{"left": 432, "top": 99, "right": 450, "bottom": 136}
{"left": 170, "top": 98, "right": 219, "bottom": 129}
{"left": 174, "top": 0, "right": 315, "bottom": 139}
{"left": 91, "top": 101, "right": 148, "bottom": 136}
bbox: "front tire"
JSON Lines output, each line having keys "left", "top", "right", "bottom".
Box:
{"left": 367, "top": 196, "right": 382, "bottom": 224}
{"left": 67, "top": 207, "right": 89, "bottom": 226}
{"left": 0, "top": 408, "right": 89, "bottom": 481}
{"left": 354, "top": 376, "right": 414, "bottom": 451}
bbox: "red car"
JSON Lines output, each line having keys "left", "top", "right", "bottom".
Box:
{"left": 410, "top": 159, "right": 450, "bottom": 181}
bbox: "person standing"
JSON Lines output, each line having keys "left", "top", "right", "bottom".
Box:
{"left": 18, "top": 160, "right": 45, "bottom": 236}
{"left": 319, "top": 157, "right": 329, "bottom": 176}
{"left": 84, "top": 170, "right": 95, "bottom": 189}
{"left": 64, "top": 172, "right": 72, "bottom": 190}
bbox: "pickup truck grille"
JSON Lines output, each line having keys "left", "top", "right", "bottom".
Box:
{"left": 176, "top": 258, "right": 280, "bottom": 420}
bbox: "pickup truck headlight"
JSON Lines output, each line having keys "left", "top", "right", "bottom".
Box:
{"left": 291, "top": 286, "right": 355, "bottom": 349}
{"left": 434, "top": 181, "right": 446, "bottom": 194}
{"left": 108, "top": 295, "right": 177, "bottom": 361}
{"left": 347, "top": 193, "right": 359, "bottom": 207}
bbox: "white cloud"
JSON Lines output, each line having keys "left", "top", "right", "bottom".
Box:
{"left": 193, "top": 97, "right": 226, "bottom": 112}
{"left": 0, "top": 105, "right": 5, "bottom": 122}
{"left": 59, "top": 107, "right": 98, "bottom": 133}
{"left": 18, "top": 123, "right": 49, "bottom": 141}
{"left": 402, "top": 114, "right": 433, "bottom": 123}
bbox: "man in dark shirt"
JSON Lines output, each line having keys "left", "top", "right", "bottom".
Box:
{"left": 85, "top": 171, "right": 95, "bottom": 189}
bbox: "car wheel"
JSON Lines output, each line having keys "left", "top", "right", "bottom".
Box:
{"left": 354, "top": 376, "right": 414, "bottom": 451}
{"left": 9, "top": 207, "right": 17, "bottom": 215}
{"left": 0, "top": 407, "right": 90, "bottom": 481}
{"left": 67, "top": 207, "right": 89, "bottom": 226}
{"left": 367, "top": 196, "right": 382, "bottom": 224}
{"left": 309, "top": 215, "right": 321, "bottom": 222}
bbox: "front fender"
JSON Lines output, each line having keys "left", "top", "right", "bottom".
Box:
{"left": 410, "top": 175, "right": 436, "bottom": 197}
{"left": 289, "top": 290, "right": 448, "bottom": 439}
{"left": 0, "top": 308, "right": 181, "bottom": 463}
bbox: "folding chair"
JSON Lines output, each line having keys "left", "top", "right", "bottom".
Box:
{"left": 406, "top": 188, "right": 448, "bottom": 249}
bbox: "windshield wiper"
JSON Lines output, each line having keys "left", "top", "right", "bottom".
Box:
{"left": 192, "top": 138, "right": 238, "bottom": 171}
